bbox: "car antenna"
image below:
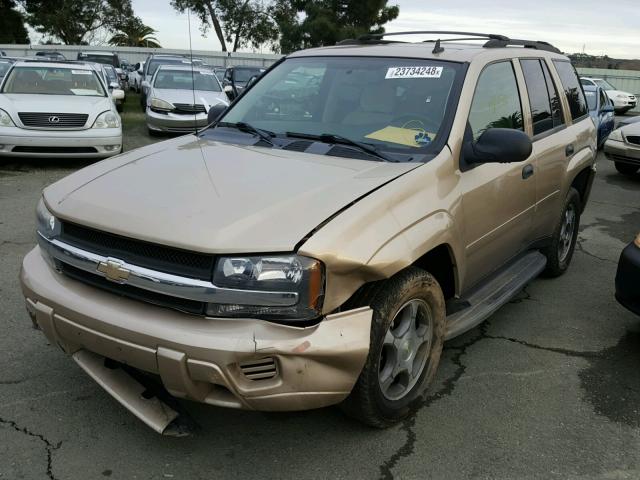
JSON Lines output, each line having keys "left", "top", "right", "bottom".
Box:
{"left": 432, "top": 38, "right": 444, "bottom": 54}
{"left": 187, "top": 7, "right": 197, "bottom": 135}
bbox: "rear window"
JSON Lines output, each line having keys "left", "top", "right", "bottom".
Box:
{"left": 78, "top": 53, "right": 118, "bottom": 68}
{"left": 553, "top": 60, "right": 588, "bottom": 121}
{"left": 147, "top": 58, "right": 190, "bottom": 77}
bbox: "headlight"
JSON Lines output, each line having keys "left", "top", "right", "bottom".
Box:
{"left": 150, "top": 98, "right": 174, "bottom": 111}
{"left": 206, "top": 255, "right": 325, "bottom": 321}
{"left": 92, "top": 110, "right": 120, "bottom": 129}
{"left": 0, "top": 108, "right": 15, "bottom": 127}
{"left": 609, "top": 129, "right": 623, "bottom": 141}
{"left": 36, "top": 198, "right": 60, "bottom": 239}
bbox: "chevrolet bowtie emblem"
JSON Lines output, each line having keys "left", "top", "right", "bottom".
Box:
{"left": 97, "top": 259, "right": 130, "bottom": 282}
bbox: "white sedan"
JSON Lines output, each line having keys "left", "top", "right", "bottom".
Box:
{"left": 0, "top": 60, "right": 122, "bottom": 158}
{"left": 580, "top": 77, "right": 637, "bottom": 114}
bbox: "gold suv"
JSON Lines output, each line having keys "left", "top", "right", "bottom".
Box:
{"left": 21, "top": 31, "right": 597, "bottom": 433}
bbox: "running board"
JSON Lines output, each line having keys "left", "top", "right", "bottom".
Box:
{"left": 445, "top": 251, "right": 547, "bottom": 340}
{"left": 73, "top": 350, "right": 189, "bottom": 436}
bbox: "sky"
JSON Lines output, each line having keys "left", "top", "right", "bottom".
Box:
{"left": 127, "top": 0, "right": 640, "bottom": 59}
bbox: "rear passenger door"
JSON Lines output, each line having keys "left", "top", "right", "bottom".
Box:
{"left": 518, "top": 58, "right": 567, "bottom": 240}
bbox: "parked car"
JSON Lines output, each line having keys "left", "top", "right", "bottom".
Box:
{"left": 140, "top": 54, "right": 191, "bottom": 110}
{"left": 145, "top": 65, "right": 228, "bottom": 135}
{"left": 584, "top": 85, "right": 615, "bottom": 148}
{"left": 35, "top": 51, "right": 66, "bottom": 61}
{"left": 77, "top": 51, "right": 127, "bottom": 86}
{"left": 221, "top": 65, "right": 265, "bottom": 99}
{"left": 20, "top": 31, "right": 596, "bottom": 433}
{"left": 0, "top": 58, "right": 16, "bottom": 84}
{"left": 604, "top": 121, "right": 640, "bottom": 175}
{"left": 616, "top": 234, "right": 640, "bottom": 316}
{"left": 580, "top": 77, "right": 637, "bottom": 114}
{"left": 0, "top": 60, "right": 122, "bottom": 158}
{"left": 128, "top": 61, "right": 145, "bottom": 93}
{"left": 617, "top": 115, "right": 640, "bottom": 128}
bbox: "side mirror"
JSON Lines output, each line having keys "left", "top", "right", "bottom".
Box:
{"left": 207, "top": 103, "right": 228, "bottom": 124}
{"left": 463, "top": 128, "right": 532, "bottom": 164}
{"left": 601, "top": 104, "right": 614, "bottom": 113}
{"left": 223, "top": 84, "right": 234, "bottom": 98}
{"left": 109, "top": 81, "right": 120, "bottom": 90}
{"left": 111, "top": 89, "right": 125, "bottom": 101}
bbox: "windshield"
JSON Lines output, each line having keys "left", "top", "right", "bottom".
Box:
{"left": 234, "top": 68, "right": 262, "bottom": 83}
{"left": 219, "top": 56, "right": 462, "bottom": 158}
{"left": 80, "top": 54, "right": 118, "bottom": 67}
{"left": 584, "top": 90, "right": 597, "bottom": 110}
{"left": 594, "top": 79, "right": 616, "bottom": 90}
{"left": 2, "top": 66, "right": 106, "bottom": 96}
{"left": 153, "top": 69, "right": 221, "bottom": 91}
{"left": 147, "top": 58, "right": 190, "bottom": 77}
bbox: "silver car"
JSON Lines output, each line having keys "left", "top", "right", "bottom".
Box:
{"left": 0, "top": 61, "right": 123, "bottom": 158}
{"left": 145, "top": 65, "right": 228, "bottom": 134}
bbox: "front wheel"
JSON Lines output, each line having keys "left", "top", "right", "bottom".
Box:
{"left": 542, "top": 187, "right": 581, "bottom": 277}
{"left": 341, "top": 267, "right": 446, "bottom": 428}
{"left": 615, "top": 162, "right": 639, "bottom": 175}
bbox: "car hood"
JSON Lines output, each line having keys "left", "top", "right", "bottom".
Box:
{"left": 151, "top": 88, "right": 228, "bottom": 108}
{"left": 0, "top": 94, "right": 112, "bottom": 125}
{"left": 607, "top": 90, "right": 635, "bottom": 98}
{"left": 621, "top": 121, "right": 640, "bottom": 136}
{"left": 44, "top": 135, "right": 419, "bottom": 253}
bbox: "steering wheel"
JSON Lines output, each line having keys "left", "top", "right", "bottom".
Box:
{"left": 389, "top": 115, "right": 440, "bottom": 134}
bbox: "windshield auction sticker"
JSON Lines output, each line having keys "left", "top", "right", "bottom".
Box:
{"left": 385, "top": 66, "right": 443, "bottom": 79}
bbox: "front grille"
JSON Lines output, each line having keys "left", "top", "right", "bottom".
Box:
{"left": 60, "top": 263, "right": 206, "bottom": 315}
{"left": 239, "top": 358, "right": 278, "bottom": 380}
{"left": 60, "top": 221, "right": 216, "bottom": 279}
{"left": 173, "top": 103, "right": 206, "bottom": 114}
{"left": 12, "top": 146, "right": 97, "bottom": 154}
{"left": 18, "top": 112, "right": 88, "bottom": 128}
{"left": 626, "top": 135, "right": 640, "bottom": 146}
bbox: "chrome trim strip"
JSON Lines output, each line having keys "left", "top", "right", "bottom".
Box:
{"left": 37, "top": 233, "right": 298, "bottom": 307}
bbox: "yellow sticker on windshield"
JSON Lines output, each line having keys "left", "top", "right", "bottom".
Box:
{"left": 365, "top": 126, "right": 437, "bottom": 148}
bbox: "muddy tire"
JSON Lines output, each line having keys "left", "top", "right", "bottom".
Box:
{"left": 615, "top": 162, "right": 639, "bottom": 176}
{"left": 341, "top": 267, "right": 446, "bottom": 428}
{"left": 542, "top": 187, "right": 581, "bottom": 277}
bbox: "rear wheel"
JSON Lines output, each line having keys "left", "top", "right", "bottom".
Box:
{"left": 542, "top": 187, "right": 581, "bottom": 277}
{"left": 615, "top": 162, "right": 639, "bottom": 175}
{"left": 341, "top": 267, "right": 445, "bottom": 428}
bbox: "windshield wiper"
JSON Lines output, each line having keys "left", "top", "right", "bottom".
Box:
{"left": 284, "top": 132, "right": 398, "bottom": 162}
{"left": 218, "top": 121, "right": 275, "bottom": 146}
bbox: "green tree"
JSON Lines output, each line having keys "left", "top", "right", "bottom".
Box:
{"left": 109, "top": 18, "right": 161, "bottom": 48}
{"left": 171, "top": 0, "right": 277, "bottom": 52}
{"left": 0, "top": 0, "right": 30, "bottom": 44}
{"left": 274, "top": 0, "right": 400, "bottom": 53}
{"left": 20, "top": 0, "right": 134, "bottom": 45}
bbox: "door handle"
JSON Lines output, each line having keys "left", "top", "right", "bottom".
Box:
{"left": 522, "top": 164, "right": 534, "bottom": 179}
{"left": 565, "top": 144, "right": 575, "bottom": 157}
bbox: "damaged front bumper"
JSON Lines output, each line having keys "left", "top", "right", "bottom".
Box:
{"left": 21, "top": 247, "right": 372, "bottom": 431}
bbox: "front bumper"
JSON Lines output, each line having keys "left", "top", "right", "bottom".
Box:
{"left": 604, "top": 139, "right": 640, "bottom": 166}
{"left": 615, "top": 241, "right": 640, "bottom": 316}
{"left": 20, "top": 247, "right": 371, "bottom": 412}
{"left": 0, "top": 126, "right": 122, "bottom": 158}
{"left": 146, "top": 109, "right": 208, "bottom": 133}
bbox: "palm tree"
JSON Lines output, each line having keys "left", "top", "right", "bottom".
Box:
{"left": 109, "top": 20, "right": 161, "bottom": 48}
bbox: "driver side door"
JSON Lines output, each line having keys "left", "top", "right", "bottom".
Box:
{"left": 460, "top": 60, "right": 536, "bottom": 288}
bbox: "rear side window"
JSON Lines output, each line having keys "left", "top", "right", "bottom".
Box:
{"left": 599, "top": 89, "right": 608, "bottom": 108}
{"left": 520, "top": 59, "right": 564, "bottom": 136}
{"left": 553, "top": 60, "right": 588, "bottom": 121}
{"left": 468, "top": 61, "right": 523, "bottom": 140}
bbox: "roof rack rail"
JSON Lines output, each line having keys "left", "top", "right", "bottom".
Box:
{"left": 483, "top": 38, "right": 561, "bottom": 53}
{"left": 337, "top": 31, "right": 561, "bottom": 53}
{"left": 21, "top": 59, "right": 82, "bottom": 64}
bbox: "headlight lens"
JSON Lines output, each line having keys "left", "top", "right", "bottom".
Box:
{"left": 150, "top": 98, "right": 174, "bottom": 111}
{"left": 36, "top": 198, "right": 60, "bottom": 239}
{"left": 207, "top": 255, "right": 325, "bottom": 321}
{"left": 609, "top": 128, "right": 623, "bottom": 141}
{"left": 0, "top": 108, "right": 15, "bottom": 127}
{"left": 92, "top": 110, "right": 120, "bottom": 129}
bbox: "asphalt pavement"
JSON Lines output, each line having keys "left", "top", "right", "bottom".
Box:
{"left": 1, "top": 146, "right": 639, "bottom": 479}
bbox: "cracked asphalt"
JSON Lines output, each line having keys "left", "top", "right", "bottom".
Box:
{"left": 1, "top": 148, "right": 639, "bottom": 479}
